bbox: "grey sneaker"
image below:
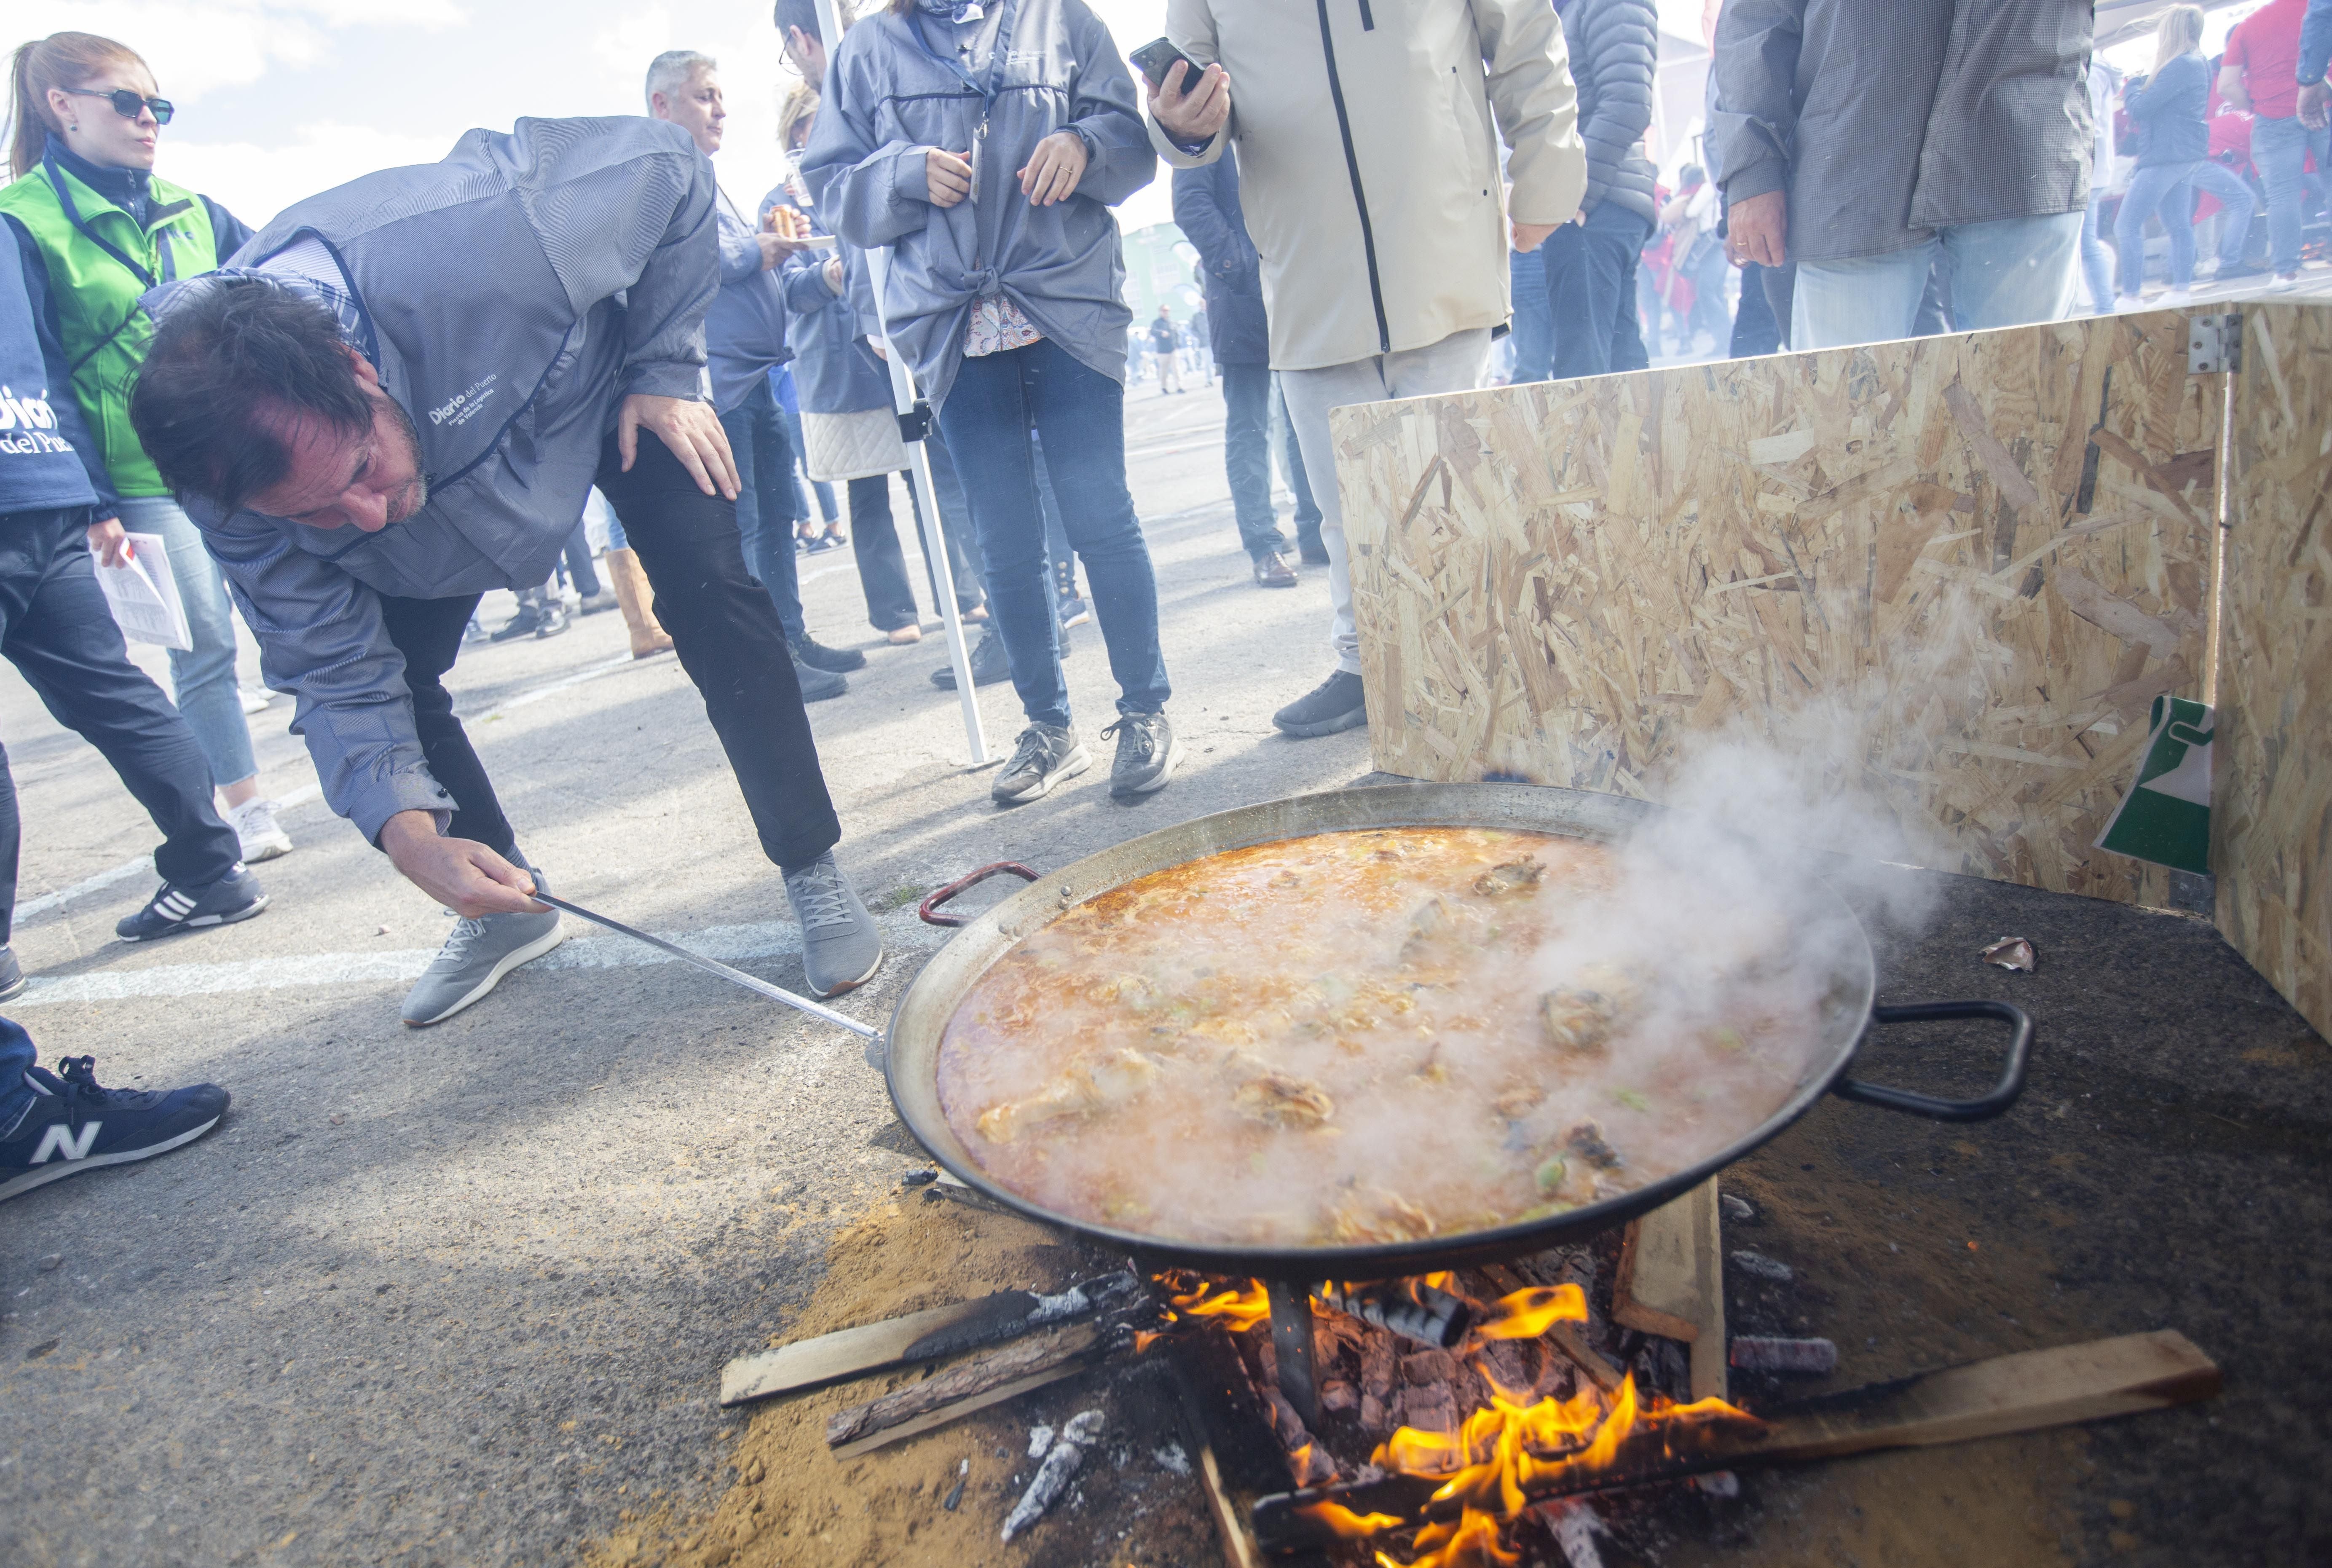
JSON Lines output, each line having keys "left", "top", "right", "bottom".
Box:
{"left": 782, "top": 852, "right": 883, "bottom": 998}
{"left": 1102, "top": 711, "right": 1183, "bottom": 797}
{"left": 992, "top": 723, "right": 1091, "bottom": 805}
{"left": 1273, "top": 670, "right": 1369, "bottom": 738}
{"left": 401, "top": 876, "right": 566, "bottom": 1027}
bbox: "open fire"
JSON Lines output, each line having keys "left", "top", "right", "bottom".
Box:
{"left": 1141, "top": 1268, "right": 1761, "bottom": 1567}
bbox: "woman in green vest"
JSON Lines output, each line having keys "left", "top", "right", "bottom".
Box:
{"left": 2, "top": 30, "right": 293, "bottom": 863}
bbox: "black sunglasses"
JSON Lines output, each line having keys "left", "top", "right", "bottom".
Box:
{"left": 65, "top": 87, "right": 174, "bottom": 125}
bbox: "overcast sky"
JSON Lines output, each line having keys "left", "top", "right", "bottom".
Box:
{"left": 9, "top": 0, "right": 1721, "bottom": 239}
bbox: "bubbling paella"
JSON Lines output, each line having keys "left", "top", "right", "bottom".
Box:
{"left": 935, "top": 827, "right": 1835, "bottom": 1248}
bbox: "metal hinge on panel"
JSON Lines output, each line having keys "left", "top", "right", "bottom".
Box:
{"left": 2188, "top": 311, "right": 2243, "bottom": 373}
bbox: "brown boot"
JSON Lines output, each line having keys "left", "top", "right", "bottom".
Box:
{"left": 605, "top": 547, "right": 673, "bottom": 659}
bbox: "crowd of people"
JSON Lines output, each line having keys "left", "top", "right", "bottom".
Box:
{"left": 2, "top": 0, "right": 2327, "bottom": 1199}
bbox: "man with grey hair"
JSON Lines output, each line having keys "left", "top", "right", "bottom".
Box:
{"left": 646, "top": 49, "right": 862, "bottom": 693}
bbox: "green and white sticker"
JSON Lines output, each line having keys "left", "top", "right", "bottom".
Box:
{"left": 2095, "top": 694, "right": 2213, "bottom": 876}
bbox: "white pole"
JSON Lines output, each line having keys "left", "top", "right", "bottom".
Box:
{"left": 811, "top": 0, "right": 989, "bottom": 765}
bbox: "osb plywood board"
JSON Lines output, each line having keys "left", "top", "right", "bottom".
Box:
{"left": 1332, "top": 312, "right": 2214, "bottom": 906}
{"left": 2216, "top": 303, "right": 2332, "bottom": 1039}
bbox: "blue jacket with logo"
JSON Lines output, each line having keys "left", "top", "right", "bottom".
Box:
{"left": 1, "top": 233, "right": 115, "bottom": 518}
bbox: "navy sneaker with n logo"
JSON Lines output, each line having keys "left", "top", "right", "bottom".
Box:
{"left": 115, "top": 864, "right": 269, "bottom": 941}
{"left": 0, "top": 1055, "right": 230, "bottom": 1202}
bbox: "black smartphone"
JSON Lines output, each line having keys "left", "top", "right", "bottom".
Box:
{"left": 1131, "top": 37, "right": 1200, "bottom": 92}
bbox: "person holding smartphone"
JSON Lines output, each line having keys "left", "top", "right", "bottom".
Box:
{"left": 1142, "top": 0, "right": 1586, "bottom": 742}
{"left": 803, "top": 0, "right": 1185, "bottom": 807}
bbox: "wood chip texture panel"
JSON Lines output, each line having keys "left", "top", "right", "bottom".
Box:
{"left": 1332, "top": 312, "right": 2215, "bottom": 907}
{"left": 2217, "top": 303, "right": 2332, "bottom": 1039}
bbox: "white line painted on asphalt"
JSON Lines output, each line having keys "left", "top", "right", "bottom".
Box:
{"left": 11, "top": 911, "right": 946, "bottom": 1007}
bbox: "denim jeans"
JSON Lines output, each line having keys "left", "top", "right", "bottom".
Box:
{"left": 772, "top": 389, "right": 837, "bottom": 525}
{"left": 1730, "top": 260, "right": 1785, "bottom": 355}
{"left": 2113, "top": 162, "right": 2249, "bottom": 295}
{"left": 848, "top": 469, "right": 986, "bottom": 630}
{"left": 2251, "top": 115, "right": 2330, "bottom": 274}
{"left": 1271, "top": 375, "right": 1323, "bottom": 555}
{"left": 1793, "top": 211, "right": 2083, "bottom": 349}
{"left": 935, "top": 338, "right": 1170, "bottom": 730}
{"left": 113, "top": 494, "right": 257, "bottom": 790}
{"left": 1545, "top": 204, "right": 1654, "bottom": 380}
{"left": 0, "top": 1015, "right": 36, "bottom": 1134}
{"left": 721, "top": 379, "right": 807, "bottom": 644}
{"left": 558, "top": 519, "right": 600, "bottom": 598}
{"left": 2079, "top": 196, "right": 2115, "bottom": 313}
{"left": 1280, "top": 328, "right": 1489, "bottom": 675}
{"left": 1220, "top": 362, "right": 1292, "bottom": 559}
{"left": 1507, "top": 247, "right": 1553, "bottom": 383}
{"left": 0, "top": 509, "right": 242, "bottom": 945}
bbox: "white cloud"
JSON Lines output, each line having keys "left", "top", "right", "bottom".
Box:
{"left": 8, "top": 2, "right": 463, "bottom": 103}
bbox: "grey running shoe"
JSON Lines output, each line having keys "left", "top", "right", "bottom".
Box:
{"left": 793, "top": 645, "right": 848, "bottom": 702}
{"left": 782, "top": 852, "right": 884, "bottom": 998}
{"left": 1273, "top": 670, "right": 1369, "bottom": 738}
{"left": 1102, "top": 711, "right": 1183, "bottom": 797}
{"left": 992, "top": 723, "right": 1091, "bottom": 805}
{"left": 401, "top": 879, "right": 565, "bottom": 1027}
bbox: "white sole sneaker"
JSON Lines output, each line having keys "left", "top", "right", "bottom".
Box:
{"left": 0, "top": 1112, "right": 224, "bottom": 1202}
{"left": 402, "top": 922, "right": 566, "bottom": 1027}
{"left": 994, "top": 744, "right": 1092, "bottom": 804}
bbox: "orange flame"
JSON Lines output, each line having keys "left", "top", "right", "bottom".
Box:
{"left": 1473, "top": 1284, "right": 1587, "bottom": 1340}
{"left": 1348, "top": 1375, "right": 1759, "bottom": 1567}
{"left": 1297, "top": 1502, "right": 1411, "bottom": 1539}
{"left": 1173, "top": 1277, "right": 1271, "bottom": 1332}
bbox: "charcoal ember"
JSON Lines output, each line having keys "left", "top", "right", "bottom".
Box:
{"left": 1262, "top": 1389, "right": 1309, "bottom": 1450}
{"left": 1360, "top": 1333, "right": 1397, "bottom": 1401}
{"left": 1359, "top": 1391, "right": 1393, "bottom": 1434}
{"left": 1478, "top": 1338, "right": 1532, "bottom": 1392}
{"left": 1401, "top": 1382, "right": 1459, "bottom": 1435}
{"left": 1295, "top": 1443, "right": 1338, "bottom": 1486}
{"left": 1321, "top": 1378, "right": 1359, "bottom": 1414}
{"left": 1400, "top": 1348, "right": 1459, "bottom": 1385}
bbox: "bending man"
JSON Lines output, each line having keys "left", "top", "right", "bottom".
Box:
{"left": 130, "top": 114, "right": 883, "bottom": 1025}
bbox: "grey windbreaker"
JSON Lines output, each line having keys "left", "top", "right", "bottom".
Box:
{"left": 799, "top": 0, "right": 1155, "bottom": 410}
{"left": 146, "top": 115, "right": 718, "bottom": 842}
{"left": 708, "top": 190, "right": 793, "bottom": 413}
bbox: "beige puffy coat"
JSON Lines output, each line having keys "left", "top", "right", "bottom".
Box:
{"left": 1147, "top": 0, "right": 1587, "bottom": 372}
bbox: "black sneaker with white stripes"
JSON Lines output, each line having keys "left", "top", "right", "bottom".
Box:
{"left": 0, "top": 1055, "right": 230, "bottom": 1203}
{"left": 114, "top": 865, "right": 269, "bottom": 942}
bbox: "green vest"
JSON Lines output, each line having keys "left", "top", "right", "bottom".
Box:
{"left": 0, "top": 156, "right": 221, "bottom": 497}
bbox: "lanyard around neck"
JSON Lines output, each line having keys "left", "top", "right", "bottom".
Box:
{"left": 906, "top": 0, "right": 1020, "bottom": 118}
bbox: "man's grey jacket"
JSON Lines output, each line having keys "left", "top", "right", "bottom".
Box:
{"left": 147, "top": 115, "right": 719, "bottom": 843}
{"left": 1712, "top": 0, "right": 2093, "bottom": 264}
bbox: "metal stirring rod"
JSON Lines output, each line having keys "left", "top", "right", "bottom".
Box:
{"left": 528, "top": 888, "right": 882, "bottom": 1040}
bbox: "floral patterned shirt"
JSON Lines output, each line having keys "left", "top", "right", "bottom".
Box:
{"left": 964, "top": 294, "right": 1044, "bottom": 356}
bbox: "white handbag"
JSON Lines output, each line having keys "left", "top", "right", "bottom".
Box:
{"left": 802, "top": 407, "right": 908, "bottom": 483}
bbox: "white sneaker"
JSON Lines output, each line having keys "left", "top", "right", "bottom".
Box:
{"left": 228, "top": 799, "right": 293, "bottom": 862}
{"left": 2159, "top": 288, "right": 2193, "bottom": 308}
{"left": 238, "top": 686, "right": 277, "bottom": 716}
{"left": 2273, "top": 272, "right": 2301, "bottom": 292}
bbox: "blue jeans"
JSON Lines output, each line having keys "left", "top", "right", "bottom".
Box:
{"left": 0, "top": 1016, "right": 37, "bottom": 1134}
{"left": 2251, "top": 115, "right": 2330, "bottom": 274}
{"left": 2080, "top": 196, "right": 2115, "bottom": 313}
{"left": 2115, "top": 166, "right": 2194, "bottom": 295}
{"left": 1544, "top": 204, "right": 1654, "bottom": 379}
{"left": 1220, "top": 362, "right": 1291, "bottom": 558}
{"left": 1507, "top": 247, "right": 1553, "bottom": 383}
{"left": 1793, "top": 211, "right": 2084, "bottom": 350}
{"left": 772, "top": 387, "right": 836, "bottom": 525}
{"left": 113, "top": 495, "right": 257, "bottom": 790}
{"left": 935, "top": 338, "right": 1170, "bottom": 730}
{"left": 721, "top": 380, "right": 806, "bottom": 644}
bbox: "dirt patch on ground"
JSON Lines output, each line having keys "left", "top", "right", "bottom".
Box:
{"left": 582, "top": 1192, "right": 1220, "bottom": 1568}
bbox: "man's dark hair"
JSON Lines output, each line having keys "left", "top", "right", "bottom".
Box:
{"left": 774, "top": 0, "right": 822, "bottom": 40}
{"left": 130, "top": 276, "right": 374, "bottom": 515}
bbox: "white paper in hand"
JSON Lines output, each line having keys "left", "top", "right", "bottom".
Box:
{"left": 94, "top": 533, "right": 193, "bottom": 652}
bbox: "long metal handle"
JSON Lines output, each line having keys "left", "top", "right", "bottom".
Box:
{"left": 530, "top": 889, "right": 882, "bottom": 1040}
{"left": 1833, "top": 999, "right": 2032, "bottom": 1121}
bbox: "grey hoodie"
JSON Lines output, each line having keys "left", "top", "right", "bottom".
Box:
{"left": 147, "top": 115, "right": 719, "bottom": 842}
{"left": 799, "top": 0, "right": 1155, "bottom": 410}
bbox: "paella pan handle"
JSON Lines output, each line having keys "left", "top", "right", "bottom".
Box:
{"left": 1832, "top": 1000, "right": 2034, "bottom": 1122}
{"left": 919, "top": 861, "right": 1041, "bottom": 927}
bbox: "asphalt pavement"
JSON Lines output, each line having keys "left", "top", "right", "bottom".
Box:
{"left": 0, "top": 368, "right": 1372, "bottom": 1567}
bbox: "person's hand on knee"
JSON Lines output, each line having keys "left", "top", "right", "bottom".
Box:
{"left": 380, "top": 811, "right": 547, "bottom": 917}
{"left": 618, "top": 393, "right": 742, "bottom": 501}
